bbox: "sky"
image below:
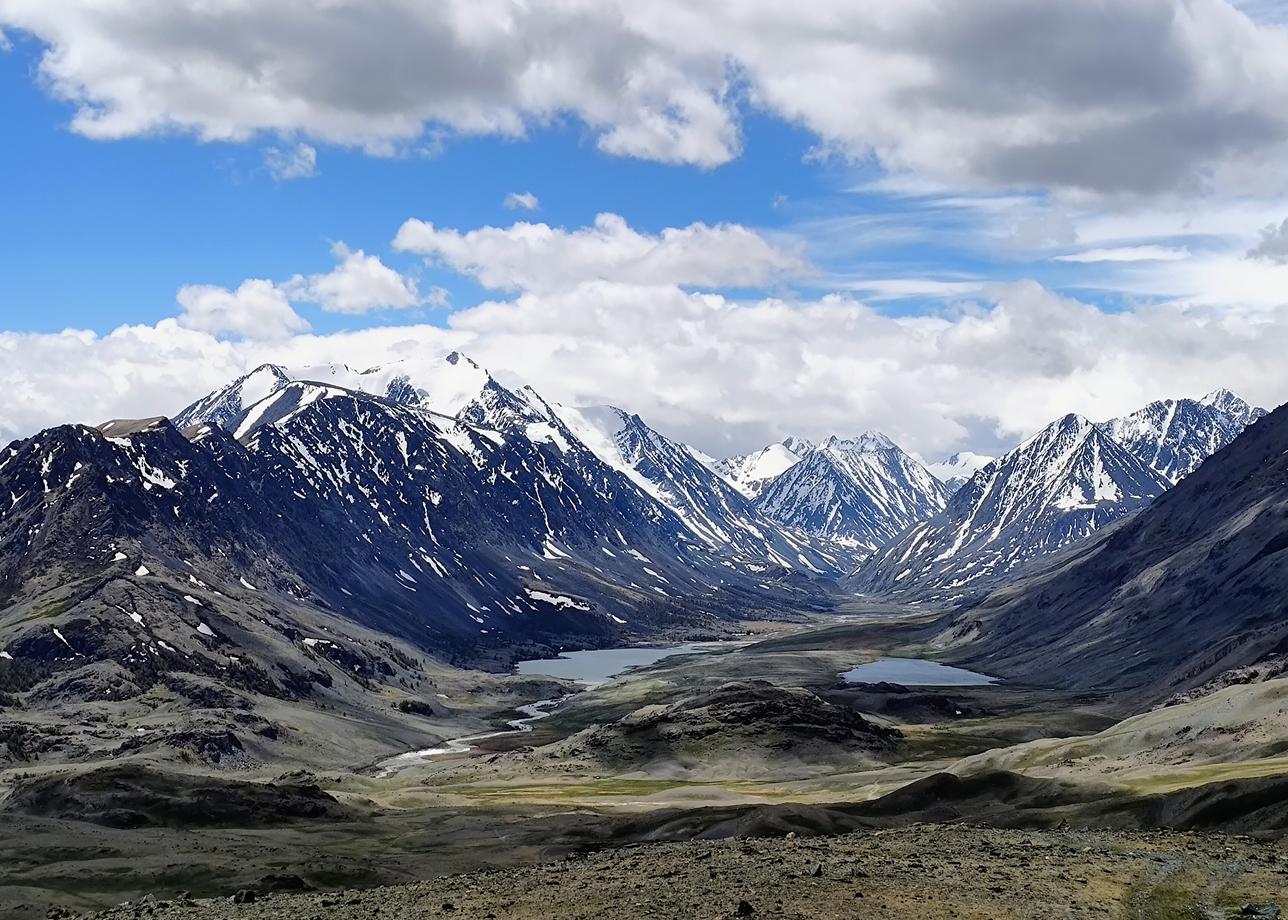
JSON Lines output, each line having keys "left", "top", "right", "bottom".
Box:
{"left": 3, "top": 0, "right": 1288, "bottom": 460}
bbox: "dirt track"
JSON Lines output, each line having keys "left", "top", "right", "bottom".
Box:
{"left": 83, "top": 825, "right": 1288, "bottom": 920}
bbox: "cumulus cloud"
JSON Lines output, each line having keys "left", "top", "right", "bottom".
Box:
{"left": 0, "top": 1, "right": 738, "bottom": 166}
{"left": 263, "top": 142, "right": 318, "bottom": 180}
{"left": 0, "top": 321, "right": 244, "bottom": 436}
{"left": 393, "top": 212, "right": 808, "bottom": 293}
{"left": 503, "top": 191, "right": 539, "bottom": 211}
{"left": 176, "top": 279, "right": 309, "bottom": 340}
{"left": 284, "top": 243, "right": 422, "bottom": 313}
{"left": 1247, "top": 218, "right": 1288, "bottom": 263}
{"left": 5, "top": 1, "right": 1288, "bottom": 194}
{"left": 7, "top": 209, "right": 1288, "bottom": 457}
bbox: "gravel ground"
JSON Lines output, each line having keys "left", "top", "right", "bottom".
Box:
{"left": 82, "top": 825, "right": 1288, "bottom": 920}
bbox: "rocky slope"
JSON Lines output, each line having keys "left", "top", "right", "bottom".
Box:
{"left": 539, "top": 679, "right": 900, "bottom": 776}
{"left": 73, "top": 826, "right": 1288, "bottom": 920}
{"left": 552, "top": 406, "right": 850, "bottom": 573}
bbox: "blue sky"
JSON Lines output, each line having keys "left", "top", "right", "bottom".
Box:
{"left": 3, "top": 1, "right": 1288, "bottom": 458}
{"left": 0, "top": 30, "right": 1152, "bottom": 337}
{"left": 2, "top": 35, "right": 841, "bottom": 336}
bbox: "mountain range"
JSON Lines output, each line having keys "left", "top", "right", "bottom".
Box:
{"left": 844, "top": 390, "right": 1266, "bottom": 600}
{"left": 0, "top": 349, "right": 1270, "bottom": 717}
{"left": 1, "top": 353, "right": 861, "bottom": 712}
{"left": 849, "top": 414, "right": 1172, "bottom": 600}
{"left": 1100, "top": 388, "right": 1266, "bottom": 484}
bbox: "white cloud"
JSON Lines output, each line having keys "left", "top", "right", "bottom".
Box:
{"left": 503, "top": 191, "right": 539, "bottom": 211}
{"left": 7, "top": 211, "right": 1288, "bottom": 459}
{"left": 6, "top": 1, "right": 1288, "bottom": 194}
{"left": 0, "top": 321, "right": 245, "bottom": 436}
{"left": 446, "top": 279, "right": 1288, "bottom": 456}
{"left": 263, "top": 143, "right": 318, "bottom": 180}
{"left": 176, "top": 279, "right": 308, "bottom": 340}
{"left": 10, "top": 275, "right": 1287, "bottom": 459}
{"left": 284, "top": 243, "right": 422, "bottom": 314}
{"left": 393, "top": 212, "right": 808, "bottom": 293}
{"left": 1247, "top": 218, "right": 1288, "bottom": 263}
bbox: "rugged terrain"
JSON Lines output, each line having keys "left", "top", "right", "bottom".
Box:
{"left": 72, "top": 827, "right": 1288, "bottom": 920}
{"left": 2, "top": 368, "right": 1286, "bottom": 920}
{"left": 941, "top": 400, "right": 1288, "bottom": 704}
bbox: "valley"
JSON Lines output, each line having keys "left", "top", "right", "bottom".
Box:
{"left": 7, "top": 609, "right": 1288, "bottom": 918}
{"left": 2, "top": 358, "right": 1287, "bottom": 918}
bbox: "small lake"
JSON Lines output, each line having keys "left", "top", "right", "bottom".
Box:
{"left": 514, "top": 642, "right": 726, "bottom": 686}
{"left": 840, "top": 657, "right": 998, "bottom": 686}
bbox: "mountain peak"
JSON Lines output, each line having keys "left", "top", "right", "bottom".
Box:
{"left": 851, "top": 409, "right": 1170, "bottom": 599}
{"left": 1197, "top": 387, "right": 1263, "bottom": 424}
{"left": 779, "top": 435, "right": 816, "bottom": 456}
{"left": 924, "top": 450, "right": 995, "bottom": 495}
{"left": 1018, "top": 412, "right": 1095, "bottom": 450}
{"left": 714, "top": 440, "right": 808, "bottom": 498}
{"left": 755, "top": 431, "right": 947, "bottom": 551}
{"left": 443, "top": 350, "right": 485, "bottom": 372}
{"left": 821, "top": 430, "right": 897, "bottom": 454}
{"left": 1199, "top": 386, "right": 1238, "bottom": 406}
{"left": 1102, "top": 388, "right": 1268, "bottom": 483}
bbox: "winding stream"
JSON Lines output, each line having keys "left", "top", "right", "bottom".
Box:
{"left": 376, "top": 641, "right": 729, "bottom": 774}
{"left": 376, "top": 697, "right": 563, "bottom": 774}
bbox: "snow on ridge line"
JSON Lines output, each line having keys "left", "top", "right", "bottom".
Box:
{"left": 525, "top": 587, "right": 592, "bottom": 611}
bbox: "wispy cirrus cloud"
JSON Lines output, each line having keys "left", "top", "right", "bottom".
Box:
{"left": 503, "top": 191, "right": 540, "bottom": 211}
{"left": 1053, "top": 246, "right": 1191, "bottom": 263}
{"left": 263, "top": 143, "right": 318, "bottom": 181}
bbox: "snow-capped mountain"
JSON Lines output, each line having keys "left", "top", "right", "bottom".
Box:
{"left": 172, "top": 364, "right": 293, "bottom": 431}
{"left": 1100, "top": 389, "right": 1267, "bottom": 483}
{"left": 850, "top": 414, "right": 1171, "bottom": 599}
{"left": 2, "top": 364, "right": 859, "bottom": 711}
{"left": 941, "top": 398, "right": 1288, "bottom": 702}
{"left": 554, "top": 406, "right": 849, "bottom": 572}
{"left": 753, "top": 432, "right": 949, "bottom": 552}
{"left": 181, "top": 353, "right": 856, "bottom": 575}
{"left": 923, "top": 451, "right": 995, "bottom": 495}
{"left": 1198, "top": 387, "right": 1265, "bottom": 425}
{"left": 713, "top": 438, "right": 811, "bottom": 498}
{"left": 173, "top": 352, "right": 514, "bottom": 430}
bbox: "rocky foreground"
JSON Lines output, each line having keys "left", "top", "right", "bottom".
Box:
{"left": 83, "top": 825, "right": 1287, "bottom": 920}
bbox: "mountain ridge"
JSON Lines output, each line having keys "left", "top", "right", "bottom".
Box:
{"left": 849, "top": 413, "right": 1171, "bottom": 599}
{"left": 941, "top": 401, "right": 1288, "bottom": 704}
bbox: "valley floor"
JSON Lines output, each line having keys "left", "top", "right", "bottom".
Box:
{"left": 6, "top": 610, "right": 1288, "bottom": 918}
